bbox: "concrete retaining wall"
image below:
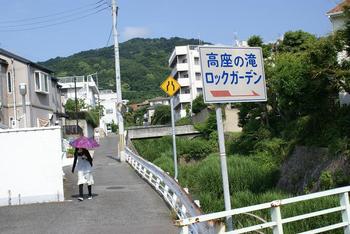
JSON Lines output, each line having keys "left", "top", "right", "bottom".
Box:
{"left": 127, "top": 125, "right": 200, "bottom": 139}
{"left": 0, "top": 126, "right": 64, "bottom": 206}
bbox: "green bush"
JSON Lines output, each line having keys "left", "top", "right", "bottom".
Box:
{"left": 175, "top": 116, "right": 192, "bottom": 126}
{"left": 319, "top": 171, "right": 334, "bottom": 190}
{"left": 133, "top": 137, "right": 172, "bottom": 162}
{"left": 153, "top": 153, "right": 174, "bottom": 176}
{"left": 177, "top": 138, "right": 213, "bottom": 161}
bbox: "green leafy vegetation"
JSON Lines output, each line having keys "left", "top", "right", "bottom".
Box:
{"left": 151, "top": 105, "right": 171, "bottom": 125}
{"left": 64, "top": 98, "right": 102, "bottom": 128}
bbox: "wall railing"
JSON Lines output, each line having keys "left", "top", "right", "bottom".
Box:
{"left": 125, "top": 146, "right": 215, "bottom": 234}
{"left": 175, "top": 186, "right": 350, "bottom": 234}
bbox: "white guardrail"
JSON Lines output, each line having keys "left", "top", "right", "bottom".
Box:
{"left": 175, "top": 186, "right": 350, "bottom": 234}
{"left": 125, "top": 147, "right": 215, "bottom": 234}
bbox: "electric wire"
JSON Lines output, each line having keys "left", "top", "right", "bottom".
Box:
{"left": 0, "top": 7, "right": 109, "bottom": 32}
{"left": 0, "top": 0, "right": 106, "bottom": 24}
{"left": 106, "top": 26, "right": 113, "bottom": 47}
{"left": 0, "top": 3, "right": 107, "bottom": 29}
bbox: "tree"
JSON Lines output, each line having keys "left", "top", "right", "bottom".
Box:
{"left": 247, "top": 35, "right": 263, "bottom": 47}
{"left": 64, "top": 98, "right": 87, "bottom": 113}
{"left": 236, "top": 29, "right": 350, "bottom": 149}
{"left": 151, "top": 105, "right": 171, "bottom": 125}
{"left": 192, "top": 95, "right": 207, "bottom": 114}
{"left": 278, "top": 30, "right": 317, "bottom": 53}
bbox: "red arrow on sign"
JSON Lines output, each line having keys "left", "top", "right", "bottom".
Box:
{"left": 210, "top": 90, "right": 260, "bottom": 97}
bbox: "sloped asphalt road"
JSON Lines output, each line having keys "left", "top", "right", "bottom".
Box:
{"left": 0, "top": 134, "right": 177, "bottom": 234}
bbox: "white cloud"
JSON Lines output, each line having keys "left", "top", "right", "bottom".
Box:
{"left": 121, "top": 27, "right": 151, "bottom": 41}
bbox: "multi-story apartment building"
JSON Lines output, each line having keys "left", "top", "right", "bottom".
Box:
{"left": 169, "top": 45, "right": 203, "bottom": 120}
{"left": 58, "top": 75, "right": 99, "bottom": 108}
{"left": 0, "top": 48, "right": 62, "bottom": 129}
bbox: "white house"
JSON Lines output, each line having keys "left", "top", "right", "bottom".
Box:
{"left": 327, "top": 0, "right": 350, "bottom": 106}
{"left": 58, "top": 75, "right": 99, "bottom": 108}
{"left": 327, "top": 0, "right": 350, "bottom": 31}
{"left": 169, "top": 45, "right": 203, "bottom": 120}
{"left": 99, "top": 89, "right": 118, "bottom": 133}
{"left": 146, "top": 97, "right": 170, "bottom": 124}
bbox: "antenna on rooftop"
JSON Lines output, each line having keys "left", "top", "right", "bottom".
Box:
{"left": 233, "top": 32, "right": 238, "bottom": 47}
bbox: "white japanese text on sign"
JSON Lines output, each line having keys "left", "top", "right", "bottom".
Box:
{"left": 199, "top": 46, "right": 267, "bottom": 103}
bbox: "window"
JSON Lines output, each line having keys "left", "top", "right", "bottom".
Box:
{"left": 9, "top": 117, "right": 15, "bottom": 128}
{"left": 181, "top": 87, "right": 190, "bottom": 94}
{"left": 195, "top": 72, "right": 201, "bottom": 80}
{"left": 7, "top": 72, "right": 12, "bottom": 93}
{"left": 179, "top": 71, "right": 188, "bottom": 78}
{"left": 194, "top": 57, "right": 199, "bottom": 65}
{"left": 106, "top": 109, "right": 113, "bottom": 114}
{"left": 35, "top": 71, "right": 49, "bottom": 93}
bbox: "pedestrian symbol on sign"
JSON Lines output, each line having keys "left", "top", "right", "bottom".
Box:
{"left": 160, "top": 76, "right": 180, "bottom": 96}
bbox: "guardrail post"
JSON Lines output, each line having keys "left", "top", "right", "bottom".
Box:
{"left": 179, "top": 225, "right": 189, "bottom": 234}
{"left": 148, "top": 173, "right": 153, "bottom": 184}
{"left": 181, "top": 204, "right": 187, "bottom": 218}
{"left": 164, "top": 185, "right": 169, "bottom": 199}
{"left": 172, "top": 193, "right": 178, "bottom": 207}
{"left": 271, "top": 205, "right": 283, "bottom": 234}
{"left": 142, "top": 168, "right": 147, "bottom": 178}
{"left": 155, "top": 178, "right": 161, "bottom": 191}
{"left": 340, "top": 192, "right": 350, "bottom": 234}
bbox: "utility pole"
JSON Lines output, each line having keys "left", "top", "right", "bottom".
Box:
{"left": 111, "top": 0, "right": 125, "bottom": 161}
{"left": 74, "top": 76, "right": 79, "bottom": 134}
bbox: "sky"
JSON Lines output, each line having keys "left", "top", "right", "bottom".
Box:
{"left": 0, "top": 0, "right": 341, "bottom": 62}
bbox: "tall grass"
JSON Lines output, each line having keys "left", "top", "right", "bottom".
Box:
{"left": 133, "top": 137, "right": 343, "bottom": 233}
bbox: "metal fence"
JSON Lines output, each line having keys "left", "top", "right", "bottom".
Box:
{"left": 125, "top": 147, "right": 215, "bottom": 234}
{"left": 175, "top": 186, "right": 350, "bottom": 234}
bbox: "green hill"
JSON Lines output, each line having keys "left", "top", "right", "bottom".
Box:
{"left": 39, "top": 37, "right": 208, "bottom": 102}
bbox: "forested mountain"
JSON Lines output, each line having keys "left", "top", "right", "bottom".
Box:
{"left": 39, "top": 37, "right": 208, "bottom": 102}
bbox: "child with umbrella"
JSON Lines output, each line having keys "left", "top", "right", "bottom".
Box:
{"left": 70, "top": 136, "right": 99, "bottom": 201}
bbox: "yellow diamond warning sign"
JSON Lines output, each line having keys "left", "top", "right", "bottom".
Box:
{"left": 160, "top": 76, "right": 180, "bottom": 96}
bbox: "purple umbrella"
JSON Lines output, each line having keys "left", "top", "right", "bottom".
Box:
{"left": 70, "top": 136, "right": 100, "bottom": 149}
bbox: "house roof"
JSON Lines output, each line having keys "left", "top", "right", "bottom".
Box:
{"left": 327, "top": 0, "right": 350, "bottom": 15}
{"left": 0, "top": 58, "right": 8, "bottom": 65}
{"left": 0, "top": 48, "right": 53, "bottom": 73}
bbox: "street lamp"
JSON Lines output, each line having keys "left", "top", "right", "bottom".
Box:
{"left": 19, "top": 83, "right": 27, "bottom": 128}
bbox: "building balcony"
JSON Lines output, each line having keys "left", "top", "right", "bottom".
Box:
{"left": 180, "top": 93, "right": 191, "bottom": 103}
{"left": 174, "top": 93, "right": 191, "bottom": 107}
{"left": 178, "top": 78, "right": 190, "bottom": 87}
{"left": 177, "top": 63, "right": 188, "bottom": 72}
{"left": 168, "top": 46, "right": 188, "bottom": 65}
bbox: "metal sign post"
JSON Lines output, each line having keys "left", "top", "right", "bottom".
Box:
{"left": 170, "top": 96, "right": 178, "bottom": 180}
{"left": 199, "top": 46, "right": 267, "bottom": 231}
{"left": 160, "top": 76, "right": 181, "bottom": 180}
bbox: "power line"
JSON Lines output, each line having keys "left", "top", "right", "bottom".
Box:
{"left": 106, "top": 26, "right": 113, "bottom": 47}
{"left": 0, "top": 0, "right": 106, "bottom": 24}
{"left": 0, "top": 7, "right": 109, "bottom": 32}
{"left": 0, "top": 3, "right": 108, "bottom": 29}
